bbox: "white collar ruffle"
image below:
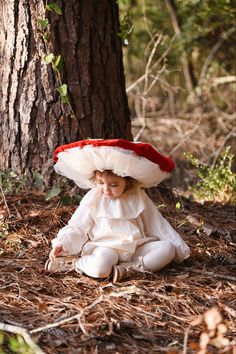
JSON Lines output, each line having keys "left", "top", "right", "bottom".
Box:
{"left": 81, "top": 187, "right": 146, "bottom": 219}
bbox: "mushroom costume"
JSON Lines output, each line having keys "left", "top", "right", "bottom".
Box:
{"left": 51, "top": 139, "right": 190, "bottom": 264}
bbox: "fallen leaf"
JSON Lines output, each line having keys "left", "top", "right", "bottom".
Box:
{"left": 188, "top": 341, "right": 200, "bottom": 350}
{"left": 38, "top": 301, "right": 48, "bottom": 312}
{"left": 29, "top": 210, "right": 41, "bottom": 217}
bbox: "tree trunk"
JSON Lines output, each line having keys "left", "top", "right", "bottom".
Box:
{"left": 0, "top": 0, "right": 131, "bottom": 185}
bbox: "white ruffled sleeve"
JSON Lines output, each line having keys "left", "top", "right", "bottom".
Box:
{"left": 51, "top": 204, "right": 93, "bottom": 255}
{"left": 141, "top": 194, "right": 190, "bottom": 262}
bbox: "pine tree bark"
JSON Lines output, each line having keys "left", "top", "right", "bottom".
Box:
{"left": 0, "top": 0, "right": 131, "bottom": 185}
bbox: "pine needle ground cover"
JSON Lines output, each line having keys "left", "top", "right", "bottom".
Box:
{"left": 0, "top": 191, "right": 235, "bottom": 353}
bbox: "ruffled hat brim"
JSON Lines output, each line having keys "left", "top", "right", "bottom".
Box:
{"left": 53, "top": 139, "right": 175, "bottom": 188}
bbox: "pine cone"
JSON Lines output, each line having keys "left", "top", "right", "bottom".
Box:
{"left": 41, "top": 327, "right": 67, "bottom": 338}
{"left": 213, "top": 253, "right": 236, "bottom": 266}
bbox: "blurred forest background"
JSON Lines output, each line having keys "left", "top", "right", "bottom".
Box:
{"left": 120, "top": 0, "right": 235, "bottom": 197}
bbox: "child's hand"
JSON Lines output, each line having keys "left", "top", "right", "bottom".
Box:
{"left": 49, "top": 245, "right": 64, "bottom": 260}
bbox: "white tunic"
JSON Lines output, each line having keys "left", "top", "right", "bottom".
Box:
{"left": 52, "top": 187, "right": 190, "bottom": 262}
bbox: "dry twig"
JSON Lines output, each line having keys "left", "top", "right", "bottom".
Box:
{"left": 30, "top": 286, "right": 143, "bottom": 335}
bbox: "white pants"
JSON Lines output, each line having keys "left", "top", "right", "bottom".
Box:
{"left": 76, "top": 240, "right": 175, "bottom": 279}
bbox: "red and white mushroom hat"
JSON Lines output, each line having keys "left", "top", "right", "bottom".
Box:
{"left": 53, "top": 139, "right": 175, "bottom": 189}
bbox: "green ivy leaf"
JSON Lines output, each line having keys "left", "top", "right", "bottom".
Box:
{"left": 46, "top": 3, "right": 62, "bottom": 15}
{"left": 44, "top": 53, "right": 54, "bottom": 64}
{"left": 33, "top": 171, "right": 44, "bottom": 187}
{"left": 41, "top": 33, "right": 49, "bottom": 42}
{"left": 57, "top": 84, "right": 69, "bottom": 103}
{"left": 9, "top": 171, "right": 17, "bottom": 178}
{"left": 37, "top": 18, "right": 49, "bottom": 29}
{"left": 57, "top": 84, "right": 67, "bottom": 96}
{"left": 53, "top": 54, "right": 64, "bottom": 71}
{"left": 46, "top": 185, "right": 61, "bottom": 200}
{"left": 74, "top": 194, "right": 83, "bottom": 204}
{"left": 61, "top": 195, "right": 72, "bottom": 206}
{"left": 61, "top": 95, "right": 69, "bottom": 103}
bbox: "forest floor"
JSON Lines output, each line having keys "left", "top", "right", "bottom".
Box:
{"left": 0, "top": 187, "right": 235, "bottom": 354}
{"left": 0, "top": 110, "right": 236, "bottom": 353}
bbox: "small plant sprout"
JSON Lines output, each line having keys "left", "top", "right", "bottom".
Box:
{"left": 185, "top": 147, "right": 235, "bottom": 204}
{"left": 175, "top": 202, "right": 181, "bottom": 210}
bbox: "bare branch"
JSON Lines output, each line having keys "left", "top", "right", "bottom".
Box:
{"left": 168, "top": 108, "right": 203, "bottom": 155}
{"left": 198, "top": 27, "right": 235, "bottom": 86}
{"left": 164, "top": 0, "right": 194, "bottom": 92}
{"left": 142, "top": 0, "right": 153, "bottom": 40}
{"left": 126, "top": 34, "right": 177, "bottom": 93}
{"left": 211, "top": 131, "right": 236, "bottom": 168}
{"left": 30, "top": 286, "right": 143, "bottom": 335}
{"left": 212, "top": 75, "right": 236, "bottom": 86}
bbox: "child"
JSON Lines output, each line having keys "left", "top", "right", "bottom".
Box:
{"left": 45, "top": 139, "right": 190, "bottom": 282}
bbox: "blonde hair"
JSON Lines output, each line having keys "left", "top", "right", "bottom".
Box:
{"left": 93, "top": 170, "right": 137, "bottom": 192}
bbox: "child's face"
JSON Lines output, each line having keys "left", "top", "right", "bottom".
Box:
{"left": 95, "top": 172, "right": 126, "bottom": 199}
